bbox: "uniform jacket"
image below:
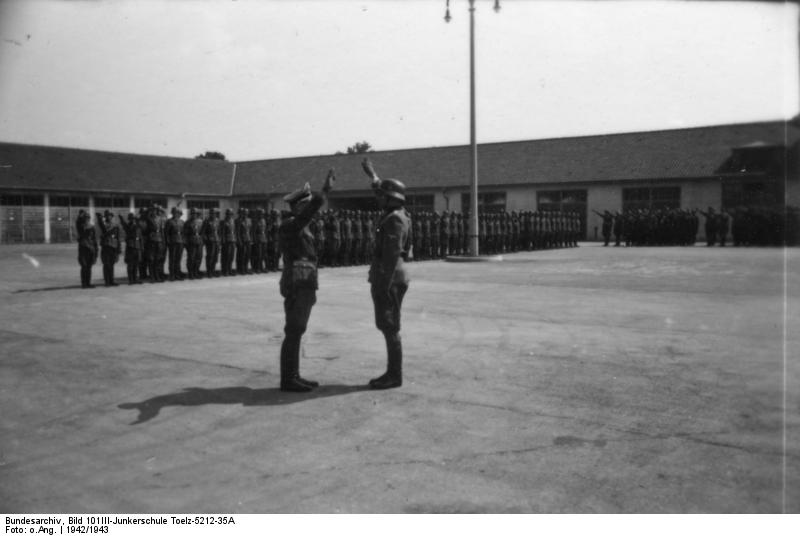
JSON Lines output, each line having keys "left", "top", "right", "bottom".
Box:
{"left": 369, "top": 207, "right": 411, "bottom": 290}
{"left": 279, "top": 193, "right": 325, "bottom": 293}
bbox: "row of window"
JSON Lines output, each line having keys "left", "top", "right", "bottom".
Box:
{"left": 2, "top": 184, "right": 779, "bottom": 212}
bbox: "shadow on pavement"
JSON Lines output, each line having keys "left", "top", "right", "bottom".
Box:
{"left": 13, "top": 284, "right": 86, "bottom": 293}
{"left": 118, "top": 384, "right": 370, "bottom": 424}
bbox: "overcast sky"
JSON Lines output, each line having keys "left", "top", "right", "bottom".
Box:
{"left": 0, "top": 0, "right": 797, "bottom": 161}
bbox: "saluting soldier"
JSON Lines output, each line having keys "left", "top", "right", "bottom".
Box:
{"left": 96, "top": 210, "right": 121, "bottom": 286}
{"left": 202, "top": 208, "right": 221, "bottom": 277}
{"left": 277, "top": 170, "right": 335, "bottom": 392}
{"left": 165, "top": 207, "right": 185, "bottom": 281}
{"left": 76, "top": 210, "right": 98, "bottom": 289}
{"left": 184, "top": 208, "right": 204, "bottom": 279}
{"left": 219, "top": 208, "right": 237, "bottom": 276}
{"left": 594, "top": 210, "right": 613, "bottom": 246}
{"left": 119, "top": 212, "right": 144, "bottom": 285}
{"left": 361, "top": 159, "right": 411, "bottom": 390}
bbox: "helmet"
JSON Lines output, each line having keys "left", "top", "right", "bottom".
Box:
{"left": 379, "top": 178, "right": 406, "bottom": 202}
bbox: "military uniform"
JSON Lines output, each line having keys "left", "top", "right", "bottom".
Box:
{"left": 96, "top": 210, "right": 121, "bottom": 286}
{"left": 145, "top": 206, "right": 166, "bottom": 282}
{"left": 361, "top": 158, "right": 411, "bottom": 390}
{"left": 202, "top": 209, "right": 221, "bottom": 277}
{"left": 236, "top": 208, "right": 252, "bottom": 274}
{"left": 219, "top": 209, "right": 237, "bottom": 276}
{"left": 165, "top": 208, "right": 185, "bottom": 281}
{"left": 76, "top": 211, "right": 98, "bottom": 288}
{"left": 184, "top": 208, "right": 204, "bottom": 279}
{"left": 252, "top": 209, "right": 268, "bottom": 273}
{"left": 119, "top": 212, "right": 144, "bottom": 284}
{"left": 277, "top": 172, "right": 334, "bottom": 393}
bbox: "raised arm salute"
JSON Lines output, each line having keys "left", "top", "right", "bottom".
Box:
{"left": 362, "top": 158, "right": 411, "bottom": 390}
{"left": 276, "top": 168, "right": 335, "bottom": 392}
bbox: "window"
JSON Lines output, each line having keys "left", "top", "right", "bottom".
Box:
{"left": 94, "top": 196, "right": 129, "bottom": 208}
{"left": 0, "top": 195, "right": 22, "bottom": 206}
{"left": 722, "top": 180, "right": 780, "bottom": 209}
{"left": 238, "top": 199, "right": 270, "bottom": 211}
{"left": 622, "top": 187, "right": 680, "bottom": 212}
{"left": 461, "top": 192, "right": 506, "bottom": 213}
{"left": 134, "top": 197, "right": 167, "bottom": 209}
{"left": 188, "top": 199, "right": 220, "bottom": 210}
{"left": 537, "top": 190, "right": 588, "bottom": 237}
{"left": 406, "top": 195, "right": 434, "bottom": 213}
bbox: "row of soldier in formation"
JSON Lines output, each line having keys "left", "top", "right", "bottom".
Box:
{"left": 73, "top": 206, "right": 581, "bottom": 287}
{"left": 593, "top": 206, "right": 797, "bottom": 247}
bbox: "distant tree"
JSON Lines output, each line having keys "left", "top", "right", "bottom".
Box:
{"left": 335, "top": 141, "right": 374, "bottom": 155}
{"left": 195, "top": 151, "right": 227, "bottom": 161}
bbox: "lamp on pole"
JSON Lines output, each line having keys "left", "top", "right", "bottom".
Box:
{"left": 445, "top": 0, "right": 500, "bottom": 257}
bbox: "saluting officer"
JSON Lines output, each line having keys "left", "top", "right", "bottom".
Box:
{"left": 277, "top": 169, "right": 335, "bottom": 392}
{"left": 361, "top": 158, "right": 411, "bottom": 390}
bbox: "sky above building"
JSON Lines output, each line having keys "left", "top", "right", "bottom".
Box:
{"left": 0, "top": 0, "right": 797, "bottom": 161}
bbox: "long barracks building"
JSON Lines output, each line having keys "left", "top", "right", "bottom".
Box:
{"left": 1, "top": 120, "right": 798, "bottom": 244}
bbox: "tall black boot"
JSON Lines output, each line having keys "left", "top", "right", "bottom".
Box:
{"left": 280, "top": 336, "right": 312, "bottom": 392}
{"left": 370, "top": 332, "right": 402, "bottom": 390}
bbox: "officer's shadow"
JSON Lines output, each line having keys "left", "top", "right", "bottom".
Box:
{"left": 118, "top": 384, "right": 370, "bottom": 425}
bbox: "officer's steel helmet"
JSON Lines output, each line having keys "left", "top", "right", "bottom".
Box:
{"left": 379, "top": 178, "right": 406, "bottom": 202}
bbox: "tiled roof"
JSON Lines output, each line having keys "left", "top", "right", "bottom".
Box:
{"left": 0, "top": 143, "right": 233, "bottom": 196}
{"left": 1, "top": 121, "right": 796, "bottom": 198}
{"left": 233, "top": 120, "right": 799, "bottom": 196}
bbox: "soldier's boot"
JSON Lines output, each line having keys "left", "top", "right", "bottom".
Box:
{"left": 279, "top": 336, "right": 314, "bottom": 392}
{"left": 109, "top": 266, "right": 119, "bottom": 286}
{"left": 369, "top": 332, "right": 403, "bottom": 390}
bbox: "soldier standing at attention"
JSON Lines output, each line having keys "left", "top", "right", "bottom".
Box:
{"left": 137, "top": 207, "right": 150, "bottom": 280}
{"left": 361, "top": 158, "right": 411, "bottom": 390}
{"left": 324, "top": 210, "right": 340, "bottom": 268}
{"left": 96, "top": 210, "right": 121, "bottom": 287}
{"left": 145, "top": 205, "right": 166, "bottom": 282}
{"left": 699, "top": 207, "right": 717, "bottom": 247}
{"left": 76, "top": 210, "right": 98, "bottom": 289}
{"left": 252, "top": 208, "right": 268, "bottom": 273}
{"left": 165, "top": 207, "right": 185, "bottom": 281}
{"left": 236, "top": 208, "right": 253, "bottom": 275}
{"left": 267, "top": 210, "right": 281, "bottom": 272}
{"left": 184, "top": 208, "right": 204, "bottom": 279}
{"left": 277, "top": 169, "right": 335, "bottom": 392}
{"left": 202, "top": 208, "right": 221, "bottom": 277}
{"left": 119, "top": 212, "right": 144, "bottom": 285}
{"left": 219, "top": 208, "right": 236, "bottom": 276}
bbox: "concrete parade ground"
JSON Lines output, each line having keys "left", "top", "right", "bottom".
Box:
{"left": 0, "top": 242, "right": 798, "bottom": 514}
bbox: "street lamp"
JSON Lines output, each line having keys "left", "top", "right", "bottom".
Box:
{"left": 444, "top": 0, "right": 501, "bottom": 257}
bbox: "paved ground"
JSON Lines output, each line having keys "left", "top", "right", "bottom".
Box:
{"left": 0, "top": 243, "right": 798, "bottom": 513}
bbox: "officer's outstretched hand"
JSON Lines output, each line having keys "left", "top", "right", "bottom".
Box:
{"left": 323, "top": 168, "right": 335, "bottom": 193}
{"left": 361, "top": 158, "right": 378, "bottom": 181}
